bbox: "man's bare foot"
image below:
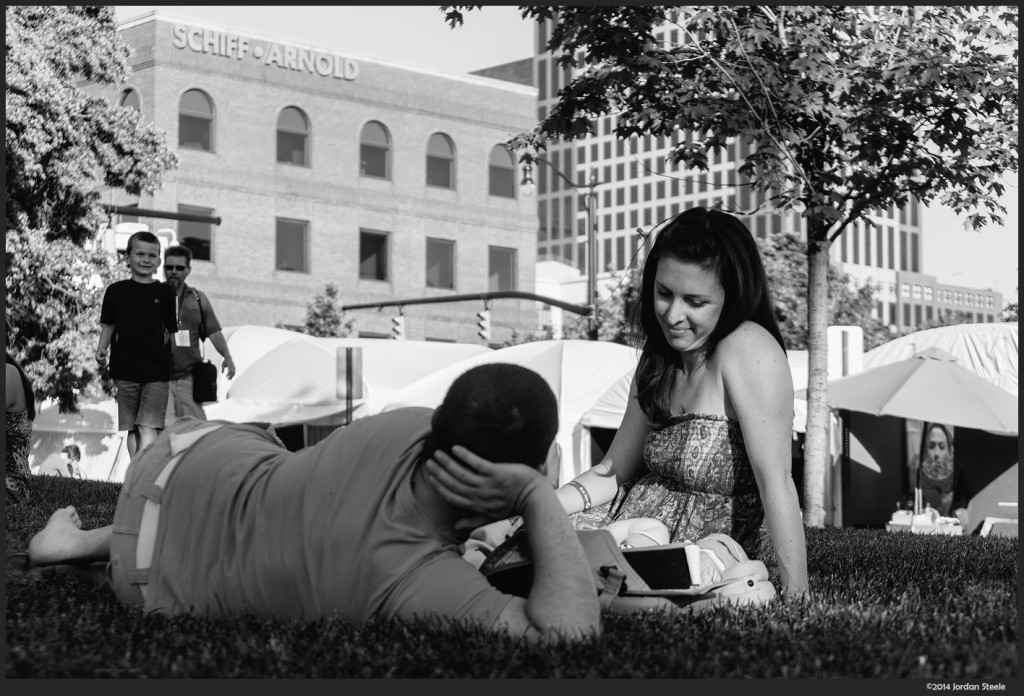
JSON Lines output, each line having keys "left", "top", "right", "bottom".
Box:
{"left": 28, "top": 506, "right": 85, "bottom": 566}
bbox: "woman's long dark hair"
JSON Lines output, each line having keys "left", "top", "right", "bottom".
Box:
{"left": 628, "top": 207, "right": 785, "bottom": 425}
{"left": 6, "top": 351, "right": 36, "bottom": 420}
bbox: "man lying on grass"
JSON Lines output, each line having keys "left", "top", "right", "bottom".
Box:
{"left": 23, "top": 363, "right": 601, "bottom": 642}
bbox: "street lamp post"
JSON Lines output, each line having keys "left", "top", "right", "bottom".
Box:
{"left": 521, "top": 158, "right": 603, "bottom": 339}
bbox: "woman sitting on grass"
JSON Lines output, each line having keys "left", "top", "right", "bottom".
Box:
{"left": 461, "top": 208, "right": 808, "bottom": 595}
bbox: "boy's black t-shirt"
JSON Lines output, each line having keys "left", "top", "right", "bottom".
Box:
{"left": 100, "top": 279, "right": 177, "bottom": 383}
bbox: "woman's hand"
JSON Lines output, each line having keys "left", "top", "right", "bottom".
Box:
{"left": 425, "top": 445, "right": 545, "bottom": 532}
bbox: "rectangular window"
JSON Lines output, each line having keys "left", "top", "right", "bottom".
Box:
{"left": 616, "top": 236, "right": 625, "bottom": 271}
{"left": 616, "top": 188, "right": 625, "bottom": 206}
{"left": 852, "top": 227, "right": 860, "bottom": 264}
{"left": 887, "top": 228, "right": 895, "bottom": 270}
{"left": 914, "top": 305, "right": 922, "bottom": 326}
{"left": 616, "top": 139, "right": 624, "bottom": 157}
{"left": 563, "top": 197, "right": 573, "bottom": 238}
{"left": 864, "top": 225, "right": 871, "bottom": 266}
{"left": 603, "top": 238, "right": 612, "bottom": 272}
{"left": 889, "top": 302, "right": 896, "bottom": 325}
{"left": 551, "top": 201, "right": 560, "bottom": 240}
{"left": 899, "top": 230, "right": 908, "bottom": 271}
{"left": 616, "top": 212, "right": 625, "bottom": 230}
{"left": 425, "top": 238, "right": 455, "bottom": 289}
{"left": 538, "top": 203, "right": 548, "bottom": 241}
{"left": 359, "top": 229, "right": 388, "bottom": 281}
{"left": 629, "top": 210, "right": 638, "bottom": 228}
{"left": 426, "top": 156, "right": 453, "bottom": 189}
{"left": 277, "top": 131, "right": 307, "bottom": 166}
{"left": 537, "top": 59, "right": 547, "bottom": 100}
{"left": 179, "top": 115, "right": 212, "bottom": 151}
{"left": 910, "top": 232, "right": 920, "bottom": 272}
{"left": 489, "top": 165, "right": 515, "bottom": 198}
{"left": 903, "top": 304, "right": 911, "bottom": 327}
{"left": 643, "top": 183, "right": 652, "bottom": 202}
{"left": 275, "top": 218, "right": 308, "bottom": 273}
{"left": 926, "top": 306, "right": 933, "bottom": 321}
{"left": 360, "top": 143, "right": 388, "bottom": 178}
{"left": 876, "top": 228, "right": 884, "bottom": 268}
{"left": 178, "top": 204, "right": 215, "bottom": 262}
{"left": 489, "top": 246, "right": 517, "bottom": 291}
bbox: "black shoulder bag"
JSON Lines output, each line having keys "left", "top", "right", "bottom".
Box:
{"left": 191, "top": 289, "right": 219, "bottom": 403}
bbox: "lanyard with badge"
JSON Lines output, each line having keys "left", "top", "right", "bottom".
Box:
{"left": 174, "top": 292, "right": 192, "bottom": 347}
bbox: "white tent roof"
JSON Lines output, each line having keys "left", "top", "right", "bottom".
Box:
{"left": 383, "top": 339, "right": 641, "bottom": 485}
{"left": 203, "top": 326, "right": 492, "bottom": 426}
{"left": 863, "top": 322, "right": 1017, "bottom": 396}
{"left": 584, "top": 350, "right": 812, "bottom": 433}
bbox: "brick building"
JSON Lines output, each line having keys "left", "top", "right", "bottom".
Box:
{"left": 102, "top": 12, "right": 539, "bottom": 343}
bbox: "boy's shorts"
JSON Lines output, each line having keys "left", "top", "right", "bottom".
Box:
{"left": 116, "top": 380, "right": 169, "bottom": 432}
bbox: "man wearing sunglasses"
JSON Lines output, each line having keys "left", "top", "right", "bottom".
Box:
{"left": 162, "top": 245, "right": 236, "bottom": 425}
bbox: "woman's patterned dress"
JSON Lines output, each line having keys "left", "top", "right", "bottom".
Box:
{"left": 572, "top": 413, "right": 772, "bottom": 561}
{"left": 6, "top": 408, "right": 33, "bottom": 504}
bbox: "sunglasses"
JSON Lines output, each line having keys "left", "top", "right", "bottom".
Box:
{"left": 164, "top": 265, "right": 189, "bottom": 271}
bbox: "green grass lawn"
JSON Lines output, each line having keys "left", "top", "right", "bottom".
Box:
{"left": 5, "top": 476, "right": 1019, "bottom": 678}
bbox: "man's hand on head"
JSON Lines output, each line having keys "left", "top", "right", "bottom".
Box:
{"left": 425, "top": 445, "right": 545, "bottom": 529}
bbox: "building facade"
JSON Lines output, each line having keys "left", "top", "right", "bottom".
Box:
{"left": 527, "top": 15, "right": 1002, "bottom": 335}
{"left": 102, "top": 12, "right": 540, "bottom": 343}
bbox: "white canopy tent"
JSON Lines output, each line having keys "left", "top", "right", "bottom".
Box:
{"left": 204, "top": 326, "right": 493, "bottom": 426}
{"left": 31, "top": 398, "right": 131, "bottom": 482}
{"left": 383, "top": 339, "right": 641, "bottom": 486}
{"left": 584, "top": 350, "right": 813, "bottom": 433}
{"left": 863, "top": 322, "right": 1017, "bottom": 395}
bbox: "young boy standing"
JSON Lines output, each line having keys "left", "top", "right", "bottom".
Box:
{"left": 96, "top": 231, "right": 177, "bottom": 462}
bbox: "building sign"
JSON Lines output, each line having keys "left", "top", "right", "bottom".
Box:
{"left": 172, "top": 25, "right": 359, "bottom": 80}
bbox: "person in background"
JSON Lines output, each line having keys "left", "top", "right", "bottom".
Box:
{"left": 23, "top": 364, "right": 601, "bottom": 643}
{"left": 917, "top": 422, "right": 969, "bottom": 526}
{"left": 161, "top": 245, "right": 235, "bottom": 427}
{"left": 464, "top": 207, "right": 809, "bottom": 596}
{"left": 6, "top": 351, "right": 36, "bottom": 504}
{"left": 96, "top": 231, "right": 177, "bottom": 462}
{"left": 36, "top": 444, "right": 83, "bottom": 479}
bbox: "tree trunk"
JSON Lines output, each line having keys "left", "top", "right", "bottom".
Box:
{"left": 802, "top": 233, "right": 832, "bottom": 527}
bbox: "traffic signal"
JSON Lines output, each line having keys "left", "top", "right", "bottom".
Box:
{"left": 476, "top": 309, "right": 490, "bottom": 343}
{"left": 391, "top": 315, "right": 405, "bottom": 340}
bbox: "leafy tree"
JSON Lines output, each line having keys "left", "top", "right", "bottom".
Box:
{"left": 443, "top": 5, "right": 1018, "bottom": 526}
{"left": 6, "top": 228, "right": 121, "bottom": 411}
{"left": 6, "top": 5, "right": 177, "bottom": 243}
{"left": 300, "top": 283, "right": 355, "bottom": 337}
{"left": 1000, "top": 291, "right": 1018, "bottom": 322}
{"left": 6, "top": 6, "right": 178, "bottom": 411}
{"left": 915, "top": 309, "right": 982, "bottom": 332}
{"left": 758, "top": 233, "right": 891, "bottom": 351}
{"left": 500, "top": 325, "right": 555, "bottom": 348}
{"left": 561, "top": 269, "right": 641, "bottom": 345}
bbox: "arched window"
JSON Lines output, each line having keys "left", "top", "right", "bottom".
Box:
{"left": 488, "top": 145, "right": 515, "bottom": 198}
{"left": 119, "top": 88, "right": 141, "bottom": 111}
{"left": 179, "top": 89, "right": 214, "bottom": 151}
{"left": 277, "top": 106, "right": 309, "bottom": 166}
{"left": 426, "top": 133, "right": 455, "bottom": 189}
{"left": 360, "top": 121, "right": 390, "bottom": 179}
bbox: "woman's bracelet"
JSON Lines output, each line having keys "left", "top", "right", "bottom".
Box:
{"left": 566, "top": 480, "right": 592, "bottom": 511}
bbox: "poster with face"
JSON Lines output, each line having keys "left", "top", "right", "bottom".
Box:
{"left": 918, "top": 422, "right": 956, "bottom": 515}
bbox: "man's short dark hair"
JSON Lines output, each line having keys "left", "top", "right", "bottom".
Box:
{"left": 61, "top": 444, "right": 81, "bottom": 462}
{"left": 164, "top": 245, "right": 193, "bottom": 265}
{"left": 427, "top": 363, "right": 559, "bottom": 468}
